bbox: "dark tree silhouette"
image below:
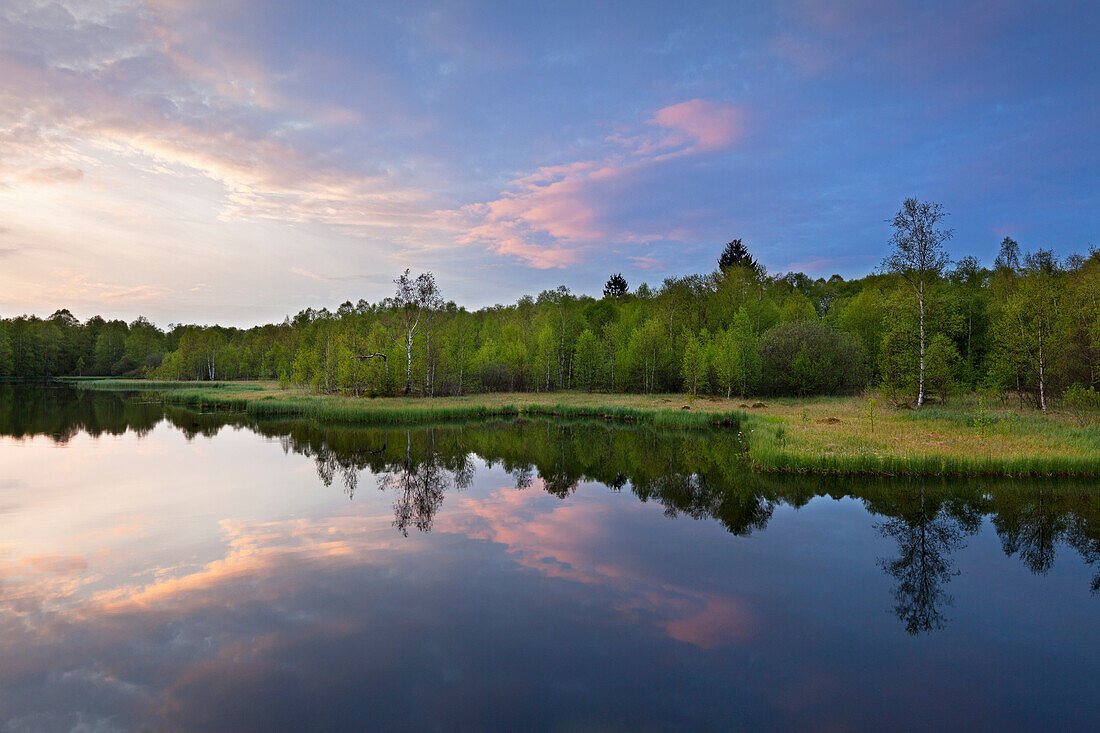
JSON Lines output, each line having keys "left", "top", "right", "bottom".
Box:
{"left": 718, "top": 238, "right": 759, "bottom": 273}
{"left": 993, "top": 487, "right": 1068, "bottom": 576}
{"left": 877, "top": 488, "right": 969, "bottom": 635}
{"left": 603, "top": 273, "right": 629, "bottom": 298}
{"left": 994, "top": 236, "right": 1021, "bottom": 273}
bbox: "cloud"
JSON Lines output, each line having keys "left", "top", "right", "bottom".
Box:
{"left": 458, "top": 99, "right": 746, "bottom": 268}
{"left": 438, "top": 485, "right": 755, "bottom": 648}
{"left": 20, "top": 554, "right": 89, "bottom": 576}
{"left": 0, "top": 1, "right": 455, "bottom": 247}
{"left": 770, "top": 0, "right": 1031, "bottom": 85}
{"left": 23, "top": 166, "right": 84, "bottom": 185}
{"left": 44, "top": 270, "right": 171, "bottom": 304}
{"left": 628, "top": 255, "right": 665, "bottom": 270}
{"left": 649, "top": 99, "right": 744, "bottom": 153}
{"left": 0, "top": 1, "right": 753, "bottom": 288}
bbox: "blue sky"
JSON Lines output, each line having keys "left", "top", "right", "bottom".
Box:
{"left": 0, "top": 0, "right": 1097, "bottom": 325}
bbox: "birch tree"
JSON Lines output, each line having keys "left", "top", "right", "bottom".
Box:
{"left": 883, "top": 199, "right": 953, "bottom": 407}
{"left": 391, "top": 269, "right": 440, "bottom": 395}
{"left": 994, "top": 250, "right": 1064, "bottom": 410}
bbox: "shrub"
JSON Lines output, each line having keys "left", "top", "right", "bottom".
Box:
{"left": 1063, "top": 383, "right": 1100, "bottom": 425}
{"left": 758, "top": 321, "right": 867, "bottom": 396}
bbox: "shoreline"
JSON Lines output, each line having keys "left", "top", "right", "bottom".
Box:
{"left": 61, "top": 378, "right": 1100, "bottom": 478}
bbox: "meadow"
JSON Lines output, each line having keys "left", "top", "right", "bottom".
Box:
{"left": 71, "top": 379, "right": 1100, "bottom": 477}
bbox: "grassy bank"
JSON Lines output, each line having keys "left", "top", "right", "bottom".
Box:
{"left": 67, "top": 379, "right": 1100, "bottom": 477}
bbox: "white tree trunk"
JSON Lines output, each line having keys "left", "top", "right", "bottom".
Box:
{"left": 917, "top": 282, "right": 926, "bottom": 407}
{"left": 405, "top": 331, "right": 413, "bottom": 395}
{"left": 1038, "top": 321, "right": 1047, "bottom": 411}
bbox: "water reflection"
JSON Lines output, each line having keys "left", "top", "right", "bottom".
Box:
{"left": 4, "top": 384, "right": 1100, "bottom": 604}
{"left": 875, "top": 487, "right": 973, "bottom": 634}
{"left": 2, "top": 384, "right": 1100, "bottom": 729}
{"left": 377, "top": 430, "right": 474, "bottom": 535}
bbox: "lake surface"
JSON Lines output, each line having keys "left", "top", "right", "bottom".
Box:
{"left": 1, "top": 385, "right": 1098, "bottom": 731}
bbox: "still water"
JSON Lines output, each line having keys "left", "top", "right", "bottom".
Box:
{"left": 0, "top": 385, "right": 1098, "bottom": 731}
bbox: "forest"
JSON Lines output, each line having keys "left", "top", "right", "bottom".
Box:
{"left": 2, "top": 200, "right": 1098, "bottom": 411}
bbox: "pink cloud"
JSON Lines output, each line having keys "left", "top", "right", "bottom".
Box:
{"left": 628, "top": 255, "right": 665, "bottom": 270}
{"left": 23, "top": 166, "right": 84, "bottom": 185}
{"left": 649, "top": 99, "right": 744, "bottom": 153}
{"left": 0, "top": 3, "right": 454, "bottom": 251}
{"left": 460, "top": 99, "right": 746, "bottom": 268}
{"left": 41, "top": 270, "right": 172, "bottom": 304}
{"left": 437, "top": 486, "right": 756, "bottom": 648}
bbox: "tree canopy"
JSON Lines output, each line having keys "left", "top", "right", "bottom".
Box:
{"left": 3, "top": 207, "right": 1097, "bottom": 409}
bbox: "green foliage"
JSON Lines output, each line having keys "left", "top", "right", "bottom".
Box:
{"left": 758, "top": 321, "right": 866, "bottom": 396}
{"left": 924, "top": 333, "right": 960, "bottom": 404}
{"left": 973, "top": 396, "right": 996, "bottom": 437}
{"left": 572, "top": 329, "right": 602, "bottom": 391}
{"left": 866, "top": 397, "right": 878, "bottom": 434}
{"left": 1064, "top": 384, "right": 1100, "bottom": 425}
{"left": 836, "top": 286, "right": 887, "bottom": 380}
{"left": 4, "top": 242, "right": 1098, "bottom": 407}
{"left": 681, "top": 333, "right": 706, "bottom": 396}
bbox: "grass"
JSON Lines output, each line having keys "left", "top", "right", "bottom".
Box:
{"left": 68, "top": 379, "right": 742, "bottom": 429}
{"left": 66, "top": 379, "right": 1100, "bottom": 477}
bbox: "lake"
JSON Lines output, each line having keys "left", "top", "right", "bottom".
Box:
{"left": 1, "top": 384, "right": 1098, "bottom": 731}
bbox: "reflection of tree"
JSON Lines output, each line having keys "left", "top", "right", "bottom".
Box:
{"left": 1067, "top": 515, "right": 1100, "bottom": 595}
{"left": 312, "top": 434, "right": 386, "bottom": 499}
{"left": 376, "top": 430, "right": 471, "bottom": 536}
{"left": 877, "top": 488, "right": 970, "bottom": 635}
{"left": 0, "top": 384, "right": 166, "bottom": 442}
{"left": 993, "top": 487, "right": 1068, "bottom": 576}
{"left": 542, "top": 470, "right": 580, "bottom": 498}
{"left": 638, "top": 473, "right": 775, "bottom": 536}
{"left": 539, "top": 423, "right": 582, "bottom": 497}
{"left": 16, "top": 389, "right": 1100, "bottom": 595}
{"left": 511, "top": 465, "right": 534, "bottom": 490}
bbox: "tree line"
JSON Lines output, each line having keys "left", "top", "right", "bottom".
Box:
{"left": 2, "top": 200, "right": 1098, "bottom": 408}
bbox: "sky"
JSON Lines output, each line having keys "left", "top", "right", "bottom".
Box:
{"left": 0, "top": 0, "right": 1097, "bottom": 326}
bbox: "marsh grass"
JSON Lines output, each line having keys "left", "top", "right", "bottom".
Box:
{"left": 67, "top": 379, "right": 1100, "bottom": 476}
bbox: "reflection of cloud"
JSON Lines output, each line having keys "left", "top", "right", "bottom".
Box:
{"left": 0, "top": 510, "right": 419, "bottom": 730}
{"left": 0, "top": 478, "right": 758, "bottom": 729}
{"left": 90, "top": 516, "right": 400, "bottom": 613}
{"left": 438, "top": 485, "right": 754, "bottom": 648}
{"left": 0, "top": 514, "right": 395, "bottom": 626}
{"left": 663, "top": 596, "right": 751, "bottom": 649}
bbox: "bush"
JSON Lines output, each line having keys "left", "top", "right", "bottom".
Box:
{"left": 1063, "top": 383, "right": 1100, "bottom": 425}
{"left": 758, "top": 321, "right": 867, "bottom": 396}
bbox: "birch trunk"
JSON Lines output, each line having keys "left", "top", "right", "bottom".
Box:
{"left": 917, "top": 281, "right": 926, "bottom": 407}
{"left": 1038, "top": 320, "right": 1047, "bottom": 411}
{"left": 405, "top": 331, "right": 413, "bottom": 395}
